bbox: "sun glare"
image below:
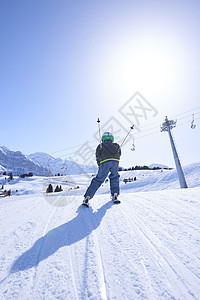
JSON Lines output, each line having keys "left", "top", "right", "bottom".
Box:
{"left": 126, "top": 46, "right": 175, "bottom": 93}
{"left": 106, "top": 41, "right": 179, "bottom": 96}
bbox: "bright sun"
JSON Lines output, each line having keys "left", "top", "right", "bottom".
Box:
{"left": 107, "top": 41, "right": 179, "bottom": 96}
{"left": 127, "top": 47, "right": 175, "bottom": 93}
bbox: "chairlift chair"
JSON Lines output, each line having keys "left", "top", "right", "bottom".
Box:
{"left": 191, "top": 114, "right": 196, "bottom": 129}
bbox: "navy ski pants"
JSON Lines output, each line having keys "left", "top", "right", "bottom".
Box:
{"left": 84, "top": 160, "right": 120, "bottom": 199}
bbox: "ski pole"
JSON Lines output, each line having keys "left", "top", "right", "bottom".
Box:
{"left": 97, "top": 118, "right": 101, "bottom": 144}
{"left": 120, "top": 125, "right": 134, "bottom": 148}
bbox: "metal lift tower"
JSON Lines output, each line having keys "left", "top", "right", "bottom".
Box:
{"left": 161, "top": 116, "right": 188, "bottom": 189}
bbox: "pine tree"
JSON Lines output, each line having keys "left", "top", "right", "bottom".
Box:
{"left": 54, "top": 185, "right": 60, "bottom": 192}
{"left": 46, "top": 184, "right": 53, "bottom": 193}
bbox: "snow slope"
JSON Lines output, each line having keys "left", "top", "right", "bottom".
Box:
{"left": 0, "top": 164, "right": 6, "bottom": 173}
{"left": 0, "top": 163, "right": 200, "bottom": 299}
{"left": 119, "top": 162, "right": 200, "bottom": 192}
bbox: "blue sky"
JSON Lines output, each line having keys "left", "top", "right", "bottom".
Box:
{"left": 1, "top": 0, "right": 200, "bottom": 168}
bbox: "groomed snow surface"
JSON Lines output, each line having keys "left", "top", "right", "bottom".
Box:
{"left": 0, "top": 163, "right": 200, "bottom": 299}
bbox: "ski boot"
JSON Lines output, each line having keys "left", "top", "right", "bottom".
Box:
{"left": 112, "top": 193, "right": 121, "bottom": 204}
{"left": 82, "top": 196, "right": 90, "bottom": 207}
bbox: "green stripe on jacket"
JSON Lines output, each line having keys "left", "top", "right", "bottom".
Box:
{"left": 100, "top": 158, "right": 120, "bottom": 164}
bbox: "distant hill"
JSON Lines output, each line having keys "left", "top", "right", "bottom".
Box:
{"left": 148, "top": 163, "right": 170, "bottom": 169}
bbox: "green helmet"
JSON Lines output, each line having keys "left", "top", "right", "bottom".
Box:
{"left": 101, "top": 132, "right": 114, "bottom": 142}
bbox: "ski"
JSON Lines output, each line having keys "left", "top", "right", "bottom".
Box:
{"left": 113, "top": 199, "right": 121, "bottom": 204}
{"left": 112, "top": 193, "right": 120, "bottom": 204}
{"left": 82, "top": 202, "right": 90, "bottom": 207}
{"left": 82, "top": 197, "right": 90, "bottom": 207}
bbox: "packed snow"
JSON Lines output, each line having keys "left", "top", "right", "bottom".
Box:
{"left": 0, "top": 163, "right": 200, "bottom": 299}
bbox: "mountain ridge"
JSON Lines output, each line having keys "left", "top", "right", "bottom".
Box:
{"left": 0, "top": 146, "right": 97, "bottom": 176}
{"left": 0, "top": 146, "right": 174, "bottom": 176}
{"left": 0, "top": 146, "right": 47, "bottom": 176}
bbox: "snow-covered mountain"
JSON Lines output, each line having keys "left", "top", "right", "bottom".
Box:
{"left": 0, "top": 146, "right": 47, "bottom": 176}
{"left": 28, "top": 152, "right": 98, "bottom": 175}
{"left": 0, "top": 146, "right": 97, "bottom": 176}
{"left": 0, "top": 146, "right": 175, "bottom": 177}
{"left": 28, "top": 152, "right": 65, "bottom": 174}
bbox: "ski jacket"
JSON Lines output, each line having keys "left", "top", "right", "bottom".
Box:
{"left": 96, "top": 140, "right": 121, "bottom": 166}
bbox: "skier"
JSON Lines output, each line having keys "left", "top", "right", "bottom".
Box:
{"left": 83, "top": 132, "right": 121, "bottom": 206}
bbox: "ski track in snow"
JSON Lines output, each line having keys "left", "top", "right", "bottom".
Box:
{"left": 133, "top": 192, "right": 200, "bottom": 280}
{"left": 31, "top": 206, "right": 61, "bottom": 298}
{"left": 21, "top": 198, "right": 109, "bottom": 299}
{"left": 30, "top": 198, "right": 81, "bottom": 299}
{"left": 120, "top": 204, "right": 200, "bottom": 299}
{"left": 0, "top": 170, "right": 200, "bottom": 299}
{"left": 80, "top": 207, "right": 108, "bottom": 300}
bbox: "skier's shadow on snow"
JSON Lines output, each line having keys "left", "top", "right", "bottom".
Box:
{"left": 10, "top": 201, "right": 113, "bottom": 273}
